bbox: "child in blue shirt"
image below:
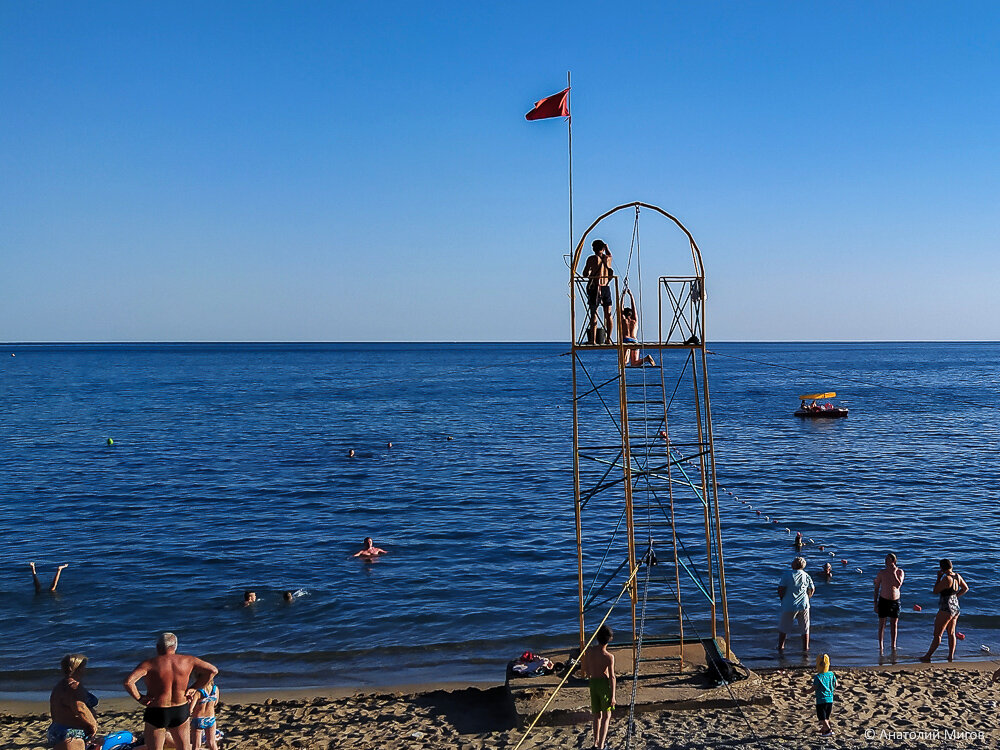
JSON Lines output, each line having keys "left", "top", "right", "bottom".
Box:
{"left": 804, "top": 653, "right": 837, "bottom": 736}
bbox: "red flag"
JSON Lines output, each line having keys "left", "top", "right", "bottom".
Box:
{"left": 525, "top": 88, "right": 570, "bottom": 120}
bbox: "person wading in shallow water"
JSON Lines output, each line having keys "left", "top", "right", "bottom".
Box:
{"left": 920, "top": 559, "right": 969, "bottom": 663}
{"left": 873, "top": 553, "right": 905, "bottom": 654}
{"left": 777, "top": 557, "right": 815, "bottom": 653}
{"left": 124, "top": 632, "right": 218, "bottom": 750}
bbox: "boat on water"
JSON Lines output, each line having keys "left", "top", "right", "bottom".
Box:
{"left": 794, "top": 391, "right": 848, "bottom": 418}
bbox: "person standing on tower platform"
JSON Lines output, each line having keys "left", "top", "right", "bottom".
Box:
{"left": 583, "top": 239, "right": 614, "bottom": 345}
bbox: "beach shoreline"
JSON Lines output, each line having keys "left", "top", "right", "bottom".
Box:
{"left": 3, "top": 660, "right": 999, "bottom": 749}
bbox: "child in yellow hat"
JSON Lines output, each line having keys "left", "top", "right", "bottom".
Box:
{"left": 803, "top": 653, "right": 837, "bottom": 736}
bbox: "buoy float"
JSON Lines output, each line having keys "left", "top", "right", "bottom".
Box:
{"left": 828, "top": 552, "right": 836, "bottom": 557}
{"left": 855, "top": 568, "right": 863, "bottom": 574}
{"left": 841, "top": 559, "right": 848, "bottom": 565}
{"left": 106, "top": 438, "right": 114, "bottom": 446}
{"left": 784, "top": 528, "right": 790, "bottom": 534}
{"left": 772, "top": 519, "right": 778, "bottom": 524}
{"left": 808, "top": 538, "right": 815, "bottom": 544}
{"left": 756, "top": 510, "right": 761, "bottom": 515}
{"left": 981, "top": 645, "right": 991, "bottom": 653}
{"left": 818, "top": 545, "right": 825, "bottom": 551}
{"left": 913, "top": 604, "right": 922, "bottom": 611}
{"left": 764, "top": 516, "right": 770, "bottom": 521}
{"left": 957, "top": 632, "right": 966, "bottom": 640}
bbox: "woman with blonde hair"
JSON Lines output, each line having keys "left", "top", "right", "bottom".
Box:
{"left": 48, "top": 654, "right": 99, "bottom": 749}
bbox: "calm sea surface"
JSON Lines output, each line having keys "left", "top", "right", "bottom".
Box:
{"left": 2, "top": 342, "right": 999, "bottom": 696}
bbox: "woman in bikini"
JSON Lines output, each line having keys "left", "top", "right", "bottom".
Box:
{"left": 620, "top": 289, "right": 655, "bottom": 367}
{"left": 920, "top": 559, "right": 969, "bottom": 662}
{"left": 188, "top": 671, "right": 220, "bottom": 750}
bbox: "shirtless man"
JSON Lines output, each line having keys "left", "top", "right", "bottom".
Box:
{"left": 873, "top": 553, "right": 905, "bottom": 653}
{"left": 124, "top": 633, "right": 218, "bottom": 750}
{"left": 353, "top": 537, "right": 387, "bottom": 559}
{"left": 582, "top": 624, "right": 616, "bottom": 750}
{"left": 582, "top": 239, "right": 614, "bottom": 345}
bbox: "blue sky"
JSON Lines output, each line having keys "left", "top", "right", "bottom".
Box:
{"left": 2, "top": 2, "right": 999, "bottom": 341}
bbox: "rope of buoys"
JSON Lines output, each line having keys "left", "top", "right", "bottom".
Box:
{"left": 719, "top": 482, "right": 866, "bottom": 571}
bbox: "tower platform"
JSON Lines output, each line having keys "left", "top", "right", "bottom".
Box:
{"left": 505, "top": 639, "right": 767, "bottom": 727}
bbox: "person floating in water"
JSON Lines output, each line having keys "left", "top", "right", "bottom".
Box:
{"left": 582, "top": 624, "right": 616, "bottom": 750}
{"left": 620, "top": 289, "right": 655, "bottom": 367}
{"left": 30, "top": 561, "right": 68, "bottom": 593}
{"left": 582, "top": 239, "right": 614, "bottom": 345}
{"left": 820, "top": 562, "right": 833, "bottom": 581}
{"left": 242, "top": 591, "right": 257, "bottom": 607}
{"left": 353, "top": 537, "right": 387, "bottom": 559}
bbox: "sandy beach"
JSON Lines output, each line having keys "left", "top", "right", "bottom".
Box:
{"left": 2, "top": 662, "right": 998, "bottom": 750}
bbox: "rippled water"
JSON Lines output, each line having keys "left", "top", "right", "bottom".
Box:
{"left": 2, "top": 342, "right": 999, "bottom": 695}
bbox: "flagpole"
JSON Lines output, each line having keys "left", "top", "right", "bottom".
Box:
{"left": 567, "top": 70, "right": 574, "bottom": 260}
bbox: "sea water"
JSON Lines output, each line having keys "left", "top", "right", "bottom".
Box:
{"left": 1, "top": 342, "right": 998, "bottom": 694}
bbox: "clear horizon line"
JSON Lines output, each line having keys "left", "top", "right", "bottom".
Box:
{"left": 4, "top": 339, "right": 1000, "bottom": 346}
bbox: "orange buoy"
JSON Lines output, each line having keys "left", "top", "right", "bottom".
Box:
{"left": 913, "top": 604, "right": 922, "bottom": 611}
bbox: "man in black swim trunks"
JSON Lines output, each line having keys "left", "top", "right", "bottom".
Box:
{"left": 873, "top": 553, "right": 905, "bottom": 654}
{"left": 582, "top": 239, "right": 614, "bottom": 344}
{"left": 124, "top": 632, "right": 218, "bottom": 750}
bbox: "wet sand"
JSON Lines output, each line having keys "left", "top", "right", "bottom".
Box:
{"left": 2, "top": 663, "right": 999, "bottom": 749}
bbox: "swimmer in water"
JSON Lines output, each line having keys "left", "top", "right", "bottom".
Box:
{"left": 282, "top": 591, "right": 294, "bottom": 603}
{"left": 242, "top": 590, "right": 257, "bottom": 607}
{"left": 348, "top": 449, "right": 355, "bottom": 458}
{"left": 353, "top": 537, "right": 387, "bottom": 559}
{"left": 820, "top": 562, "right": 833, "bottom": 581}
{"left": 30, "top": 562, "right": 68, "bottom": 593}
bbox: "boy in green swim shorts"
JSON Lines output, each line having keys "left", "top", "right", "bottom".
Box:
{"left": 582, "top": 624, "right": 616, "bottom": 750}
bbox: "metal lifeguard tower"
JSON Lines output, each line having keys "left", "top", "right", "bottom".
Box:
{"left": 568, "top": 202, "right": 731, "bottom": 668}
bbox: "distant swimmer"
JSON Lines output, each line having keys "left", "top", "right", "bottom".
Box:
{"left": 242, "top": 591, "right": 257, "bottom": 607}
{"left": 282, "top": 589, "right": 306, "bottom": 602}
{"left": 124, "top": 632, "right": 218, "bottom": 750}
{"left": 30, "top": 561, "right": 68, "bottom": 593}
{"left": 354, "top": 537, "right": 387, "bottom": 559}
{"left": 348, "top": 449, "right": 355, "bottom": 458}
{"left": 820, "top": 562, "right": 833, "bottom": 581}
